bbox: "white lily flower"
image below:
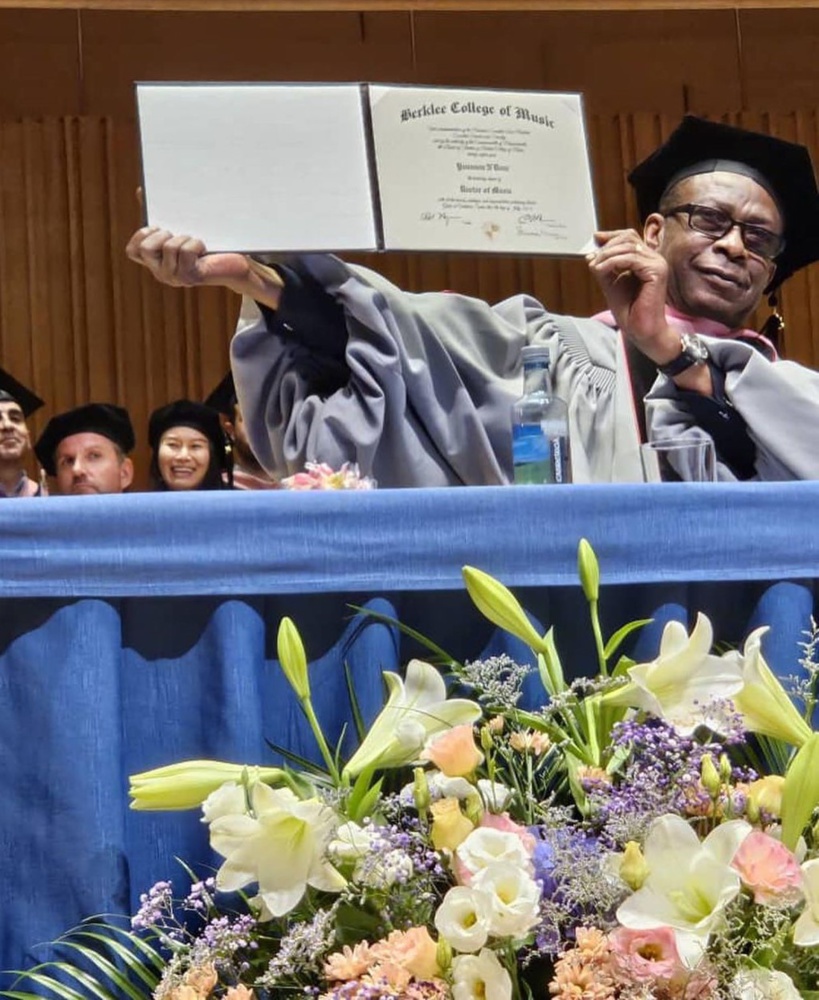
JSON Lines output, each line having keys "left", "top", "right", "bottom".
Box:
{"left": 793, "top": 858, "right": 819, "bottom": 946}
{"left": 435, "top": 885, "right": 492, "bottom": 953}
{"left": 456, "top": 828, "right": 534, "bottom": 882}
{"left": 344, "top": 659, "right": 481, "bottom": 777}
{"left": 452, "top": 948, "right": 513, "bottom": 1000}
{"left": 208, "top": 782, "right": 345, "bottom": 917}
{"left": 617, "top": 814, "right": 751, "bottom": 966}
{"left": 472, "top": 861, "right": 541, "bottom": 938}
{"left": 602, "top": 614, "right": 744, "bottom": 734}
{"left": 202, "top": 781, "right": 247, "bottom": 823}
{"left": 732, "top": 627, "right": 812, "bottom": 747}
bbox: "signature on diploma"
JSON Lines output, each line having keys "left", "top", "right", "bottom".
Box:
{"left": 516, "top": 212, "right": 563, "bottom": 237}
{"left": 419, "top": 211, "right": 464, "bottom": 227}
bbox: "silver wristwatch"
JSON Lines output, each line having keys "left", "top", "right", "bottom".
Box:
{"left": 657, "top": 332, "right": 710, "bottom": 377}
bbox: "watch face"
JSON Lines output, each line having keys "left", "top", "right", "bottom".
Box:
{"left": 681, "top": 333, "right": 709, "bottom": 363}
{"left": 658, "top": 334, "right": 709, "bottom": 376}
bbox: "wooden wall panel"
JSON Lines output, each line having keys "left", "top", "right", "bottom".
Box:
{"left": 79, "top": 10, "right": 415, "bottom": 117}
{"left": 0, "top": 10, "right": 80, "bottom": 116}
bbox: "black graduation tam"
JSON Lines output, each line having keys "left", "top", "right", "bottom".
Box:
{"left": 628, "top": 115, "right": 819, "bottom": 290}
{"left": 148, "top": 399, "right": 227, "bottom": 455}
{"left": 0, "top": 367, "right": 45, "bottom": 417}
{"left": 35, "top": 403, "right": 135, "bottom": 475}
{"left": 203, "top": 372, "right": 237, "bottom": 417}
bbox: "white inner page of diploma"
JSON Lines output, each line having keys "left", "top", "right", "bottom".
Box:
{"left": 136, "top": 83, "right": 377, "bottom": 253}
{"left": 369, "top": 86, "right": 597, "bottom": 255}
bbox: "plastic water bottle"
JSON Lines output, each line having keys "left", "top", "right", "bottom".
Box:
{"left": 512, "top": 345, "right": 571, "bottom": 484}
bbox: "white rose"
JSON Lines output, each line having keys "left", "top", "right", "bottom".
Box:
{"left": 456, "top": 828, "right": 533, "bottom": 880}
{"left": 476, "top": 780, "right": 512, "bottom": 811}
{"left": 434, "top": 886, "right": 491, "bottom": 953}
{"left": 472, "top": 862, "right": 540, "bottom": 939}
{"left": 328, "top": 821, "right": 374, "bottom": 862}
{"left": 452, "top": 948, "right": 512, "bottom": 1000}
{"left": 733, "top": 967, "right": 802, "bottom": 1000}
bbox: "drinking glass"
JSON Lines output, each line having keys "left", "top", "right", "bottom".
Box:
{"left": 640, "top": 438, "right": 717, "bottom": 483}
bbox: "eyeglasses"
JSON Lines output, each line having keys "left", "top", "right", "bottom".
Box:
{"left": 661, "top": 203, "right": 785, "bottom": 261}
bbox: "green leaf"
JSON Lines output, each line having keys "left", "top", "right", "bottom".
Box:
{"left": 344, "top": 661, "right": 368, "bottom": 742}
{"left": 347, "top": 604, "right": 460, "bottom": 669}
{"left": 603, "top": 619, "right": 652, "bottom": 661}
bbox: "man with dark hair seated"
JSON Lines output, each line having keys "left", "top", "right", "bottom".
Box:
{"left": 0, "top": 368, "right": 46, "bottom": 498}
{"left": 126, "top": 116, "right": 819, "bottom": 485}
{"left": 35, "top": 403, "right": 135, "bottom": 496}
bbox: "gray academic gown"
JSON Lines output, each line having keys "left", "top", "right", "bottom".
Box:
{"left": 230, "top": 254, "right": 819, "bottom": 486}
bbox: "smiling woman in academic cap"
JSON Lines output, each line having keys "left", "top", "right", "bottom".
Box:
{"left": 148, "top": 399, "right": 233, "bottom": 491}
{"left": 0, "top": 367, "right": 45, "bottom": 497}
{"left": 127, "top": 116, "right": 819, "bottom": 484}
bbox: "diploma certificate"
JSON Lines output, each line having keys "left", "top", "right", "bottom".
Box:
{"left": 136, "top": 82, "right": 597, "bottom": 256}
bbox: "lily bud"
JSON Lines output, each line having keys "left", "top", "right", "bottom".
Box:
{"left": 277, "top": 616, "right": 310, "bottom": 701}
{"left": 577, "top": 538, "right": 600, "bottom": 603}
{"left": 781, "top": 733, "right": 819, "bottom": 851}
{"left": 464, "top": 791, "right": 484, "bottom": 826}
{"left": 619, "top": 841, "right": 649, "bottom": 891}
{"left": 701, "top": 754, "right": 721, "bottom": 797}
{"left": 480, "top": 725, "right": 494, "bottom": 752}
{"left": 435, "top": 936, "right": 453, "bottom": 974}
{"left": 719, "top": 753, "right": 733, "bottom": 783}
{"left": 413, "top": 766, "right": 431, "bottom": 816}
{"left": 462, "top": 566, "right": 547, "bottom": 653}
{"left": 129, "top": 760, "right": 283, "bottom": 811}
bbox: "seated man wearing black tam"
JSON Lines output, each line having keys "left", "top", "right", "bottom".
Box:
{"left": 35, "top": 403, "right": 135, "bottom": 496}
{"left": 126, "top": 116, "right": 819, "bottom": 485}
{"left": 0, "top": 368, "right": 46, "bottom": 497}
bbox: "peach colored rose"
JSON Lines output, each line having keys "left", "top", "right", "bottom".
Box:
{"left": 224, "top": 987, "right": 255, "bottom": 1000}
{"left": 167, "top": 988, "right": 199, "bottom": 1000}
{"left": 370, "top": 926, "right": 440, "bottom": 981}
{"left": 422, "top": 725, "right": 483, "bottom": 777}
{"left": 479, "top": 811, "right": 536, "bottom": 856}
{"left": 184, "top": 964, "right": 218, "bottom": 997}
{"left": 731, "top": 830, "right": 804, "bottom": 905}
{"left": 430, "top": 797, "right": 475, "bottom": 851}
{"left": 609, "top": 926, "right": 685, "bottom": 984}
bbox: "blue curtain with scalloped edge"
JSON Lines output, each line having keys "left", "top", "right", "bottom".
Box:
{"left": 0, "top": 581, "right": 815, "bottom": 987}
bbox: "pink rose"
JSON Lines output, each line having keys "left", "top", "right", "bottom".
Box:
{"left": 479, "top": 811, "right": 537, "bottom": 855}
{"left": 731, "top": 830, "right": 804, "bottom": 906}
{"left": 609, "top": 926, "right": 685, "bottom": 985}
{"left": 422, "top": 725, "right": 483, "bottom": 777}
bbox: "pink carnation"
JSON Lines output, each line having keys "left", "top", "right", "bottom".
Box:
{"left": 609, "top": 926, "right": 685, "bottom": 984}
{"left": 731, "top": 830, "right": 804, "bottom": 906}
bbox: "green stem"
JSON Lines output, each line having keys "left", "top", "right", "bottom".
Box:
{"left": 300, "top": 697, "right": 340, "bottom": 784}
{"left": 589, "top": 598, "right": 608, "bottom": 677}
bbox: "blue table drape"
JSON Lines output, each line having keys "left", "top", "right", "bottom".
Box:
{"left": 0, "top": 483, "right": 816, "bottom": 985}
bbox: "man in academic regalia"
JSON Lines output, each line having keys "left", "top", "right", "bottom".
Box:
{"left": 35, "top": 403, "right": 136, "bottom": 496}
{"left": 125, "top": 116, "right": 819, "bottom": 484}
{"left": 0, "top": 368, "right": 46, "bottom": 498}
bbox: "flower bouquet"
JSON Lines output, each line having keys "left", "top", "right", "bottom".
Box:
{"left": 279, "top": 462, "right": 376, "bottom": 490}
{"left": 4, "top": 541, "right": 819, "bottom": 1000}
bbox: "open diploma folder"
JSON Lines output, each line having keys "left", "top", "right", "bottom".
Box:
{"left": 136, "top": 83, "right": 598, "bottom": 255}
